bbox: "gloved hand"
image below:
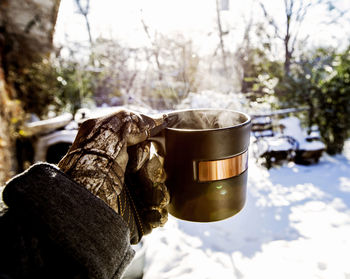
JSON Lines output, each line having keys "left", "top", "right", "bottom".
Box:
{"left": 58, "top": 109, "right": 170, "bottom": 244}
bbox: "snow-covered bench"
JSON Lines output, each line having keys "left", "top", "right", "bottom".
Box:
{"left": 251, "top": 116, "right": 297, "bottom": 168}
{"left": 251, "top": 116, "right": 274, "bottom": 138}
{"left": 252, "top": 133, "right": 298, "bottom": 168}
{"left": 279, "top": 117, "right": 325, "bottom": 164}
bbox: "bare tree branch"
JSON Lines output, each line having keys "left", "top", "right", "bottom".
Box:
{"left": 215, "top": 0, "right": 228, "bottom": 77}
{"left": 259, "top": 2, "right": 283, "bottom": 39}
{"left": 75, "top": 0, "right": 93, "bottom": 47}
{"left": 140, "top": 15, "right": 163, "bottom": 81}
{"left": 260, "top": 0, "right": 325, "bottom": 75}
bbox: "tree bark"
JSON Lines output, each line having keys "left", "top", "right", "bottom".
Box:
{"left": 0, "top": 0, "right": 61, "bottom": 185}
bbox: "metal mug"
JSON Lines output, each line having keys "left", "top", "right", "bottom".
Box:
{"left": 153, "top": 108, "right": 251, "bottom": 222}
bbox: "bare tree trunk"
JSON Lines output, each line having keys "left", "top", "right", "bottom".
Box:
{"left": 260, "top": 0, "right": 312, "bottom": 77}
{"left": 140, "top": 17, "right": 163, "bottom": 81}
{"left": 84, "top": 15, "right": 93, "bottom": 47}
{"left": 284, "top": 0, "right": 293, "bottom": 75}
{"left": 215, "top": 0, "right": 228, "bottom": 77}
{"left": 0, "top": 0, "right": 60, "bottom": 183}
{"left": 237, "top": 16, "right": 253, "bottom": 93}
{"left": 75, "top": 0, "right": 93, "bottom": 47}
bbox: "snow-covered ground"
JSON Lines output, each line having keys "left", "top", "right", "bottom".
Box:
{"left": 143, "top": 140, "right": 350, "bottom": 279}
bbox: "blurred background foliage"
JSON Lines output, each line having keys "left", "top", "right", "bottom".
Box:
{"left": 4, "top": 0, "right": 350, "bottom": 155}
{"left": 8, "top": 54, "right": 95, "bottom": 117}
{"left": 271, "top": 47, "right": 350, "bottom": 154}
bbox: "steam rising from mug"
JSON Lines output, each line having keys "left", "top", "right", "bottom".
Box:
{"left": 171, "top": 110, "right": 245, "bottom": 130}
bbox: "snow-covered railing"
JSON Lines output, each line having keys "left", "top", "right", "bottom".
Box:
{"left": 251, "top": 107, "right": 309, "bottom": 119}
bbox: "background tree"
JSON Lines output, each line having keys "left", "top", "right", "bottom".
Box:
{"left": 75, "top": 0, "right": 93, "bottom": 47}
{"left": 55, "top": 58, "right": 95, "bottom": 114}
{"left": 234, "top": 10, "right": 283, "bottom": 104}
{"left": 141, "top": 14, "right": 164, "bottom": 82}
{"left": 0, "top": 0, "right": 60, "bottom": 184}
{"left": 259, "top": 0, "right": 348, "bottom": 76}
{"left": 139, "top": 33, "right": 200, "bottom": 109}
{"left": 215, "top": 0, "right": 229, "bottom": 78}
{"left": 314, "top": 48, "right": 350, "bottom": 154}
{"left": 259, "top": 0, "right": 315, "bottom": 75}
{"left": 274, "top": 46, "right": 350, "bottom": 154}
{"left": 92, "top": 38, "right": 139, "bottom": 106}
{"left": 8, "top": 59, "right": 60, "bottom": 117}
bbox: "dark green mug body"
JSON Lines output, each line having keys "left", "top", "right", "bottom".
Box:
{"left": 164, "top": 109, "right": 251, "bottom": 222}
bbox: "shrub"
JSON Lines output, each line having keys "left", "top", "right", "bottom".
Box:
{"left": 274, "top": 47, "right": 350, "bottom": 154}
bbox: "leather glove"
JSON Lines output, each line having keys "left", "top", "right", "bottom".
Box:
{"left": 58, "top": 109, "right": 170, "bottom": 244}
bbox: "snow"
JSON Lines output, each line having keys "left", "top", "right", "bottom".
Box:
{"left": 252, "top": 116, "right": 272, "bottom": 125}
{"left": 143, "top": 140, "right": 350, "bottom": 279}
{"left": 2, "top": 91, "right": 347, "bottom": 278}
{"left": 255, "top": 137, "right": 294, "bottom": 153}
{"left": 279, "top": 117, "right": 326, "bottom": 151}
{"left": 251, "top": 130, "right": 273, "bottom": 137}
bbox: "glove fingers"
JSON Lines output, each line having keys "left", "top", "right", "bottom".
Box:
{"left": 126, "top": 142, "right": 169, "bottom": 236}
{"left": 126, "top": 112, "right": 179, "bottom": 146}
{"left": 127, "top": 141, "right": 151, "bottom": 172}
{"left": 133, "top": 144, "right": 169, "bottom": 207}
{"left": 126, "top": 113, "right": 168, "bottom": 146}
{"left": 139, "top": 208, "right": 168, "bottom": 235}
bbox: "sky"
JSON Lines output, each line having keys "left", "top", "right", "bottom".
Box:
{"left": 55, "top": 0, "right": 218, "bottom": 49}
{"left": 54, "top": 0, "right": 350, "bottom": 56}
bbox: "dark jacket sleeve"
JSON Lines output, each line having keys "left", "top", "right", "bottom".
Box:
{"left": 0, "top": 163, "right": 135, "bottom": 279}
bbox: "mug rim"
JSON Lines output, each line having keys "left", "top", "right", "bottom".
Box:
{"left": 165, "top": 108, "right": 251, "bottom": 132}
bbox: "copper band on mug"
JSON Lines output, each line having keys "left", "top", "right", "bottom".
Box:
{"left": 197, "top": 150, "right": 248, "bottom": 182}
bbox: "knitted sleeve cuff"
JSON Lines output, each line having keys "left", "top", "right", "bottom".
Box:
{"left": 2, "top": 163, "right": 135, "bottom": 279}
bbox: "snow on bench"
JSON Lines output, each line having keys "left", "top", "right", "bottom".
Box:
{"left": 279, "top": 117, "right": 325, "bottom": 151}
